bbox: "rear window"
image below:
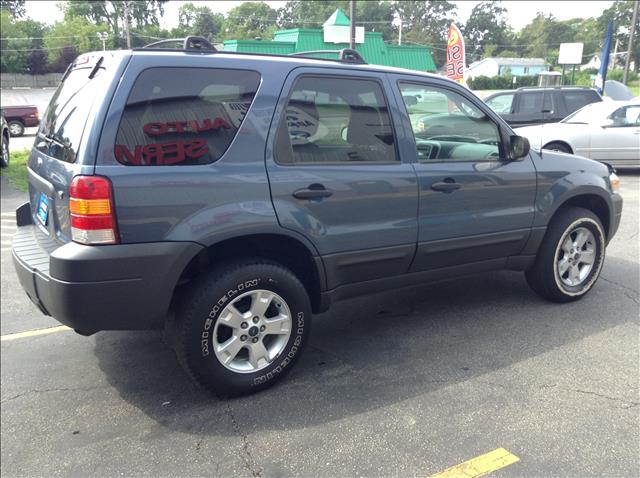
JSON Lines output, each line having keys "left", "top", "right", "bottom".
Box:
{"left": 519, "top": 92, "right": 554, "bottom": 114}
{"left": 115, "top": 67, "right": 260, "bottom": 166}
{"left": 35, "top": 66, "right": 103, "bottom": 163}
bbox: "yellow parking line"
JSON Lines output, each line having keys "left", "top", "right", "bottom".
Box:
{"left": 428, "top": 448, "right": 520, "bottom": 478}
{"left": 1, "top": 325, "right": 72, "bottom": 341}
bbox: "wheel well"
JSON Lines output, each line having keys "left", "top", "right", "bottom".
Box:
{"left": 543, "top": 140, "right": 573, "bottom": 153}
{"left": 557, "top": 194, "right": 610, "bottom": 239}
{"left": 173, "top": 234, "right": 323, "bottom": 313}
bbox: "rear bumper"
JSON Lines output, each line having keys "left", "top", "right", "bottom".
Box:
{"left": 12, "top": 209, "right": 203, "bottom": 333}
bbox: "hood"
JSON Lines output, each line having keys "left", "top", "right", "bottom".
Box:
{"left": 530, "top": 148, "right": 609, "bottom": 177}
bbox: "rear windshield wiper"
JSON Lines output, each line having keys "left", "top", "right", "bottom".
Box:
{"left": 37, "top": 132, "right": 66, "bottom": 148}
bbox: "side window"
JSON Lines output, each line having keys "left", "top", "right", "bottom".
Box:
{"left": 609, "top": 105, "right": 640, "bottom": 127}
{"left": 399, "top": 82, "right": 501, "bottom": 162}
{"left": 115, "top": 68, "right": 260, "bottom": 165}
{"left": 563, "top": 91, "right": 596, "bottom": 113}
{"left": 519, "top": 92, "right": 554, "bottom": 114}
{"left": 486, "top": 93, "right": 515, "bottom": 114}
{"left": 276, "top": 76, "right": 397, "bottom": 164}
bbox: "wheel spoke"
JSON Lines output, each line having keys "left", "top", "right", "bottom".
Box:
{"left": 574, "top": 229, "right": 589, "bottom": 249}
{"left": 248, "top": 341, "right": 270, "bottom": 368}
{"left": 580, "top": 249, "right": 595, "bottom": 265}
{"left": 218, "top": 304, "right": 246, "bottom": 329}
{"left": 561, "top": 236, "right": 573, "bottom": 254}
{"left": 263, "top": 314, "right": 291, "bottom": 335}
{"left": 216, "top": 336, "right": 243, "bottom": 364}
{"left": 250, "top": 290, "right": 274, "bottom": 318}
{"left": 569, "top": 265, "right": 581, "bottom": 285}
{"left": 557, "top": 257, "right": 571, "bottom": 276}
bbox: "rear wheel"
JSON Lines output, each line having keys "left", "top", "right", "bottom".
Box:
{"left": 526, "top": 207, "right": 605, "bottom": 302}
{"left": 1, "top": 136, "right": 9, "bottom": 168}
{"left": 175, "top": 259, "right": 311, "bottom": 397}
{"left": 544, "top": 141, "right": 572, "bottom": 154}
{"left": 8, "top": 121, "right": 24, "bottom": 137}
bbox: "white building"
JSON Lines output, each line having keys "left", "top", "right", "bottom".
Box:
{"left": 467, "top": 57, "right": 548, "bottom": 78}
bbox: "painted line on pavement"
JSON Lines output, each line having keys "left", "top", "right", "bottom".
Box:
{"left": 1, "top": 325, "right": 72, "bottom": 342}
{"left": 428, "top": 448, "right": 520, "bottom": 478}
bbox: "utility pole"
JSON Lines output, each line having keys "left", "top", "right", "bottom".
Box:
{"left": 124, "top": 0, "right": 131, "bottom": 49}
{"left": 97, "top": 32, "right": 108, "bottom": 51}
{"left": 623, "top": 0, "right": 638, "bottom": 84}
{"left": 349, "top": 0, "right": 356, "bottom": 50}
{"left": 398, "top": 15, "right": 402, "bottom": 45}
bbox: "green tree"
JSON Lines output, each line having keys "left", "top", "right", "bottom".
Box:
{"left": 224, "top": 2, "right": 278, "bottom": 40}
{"left": 463, "top": 1, "right": 514, "bottom": 60}
{"left": 0, "top": 11, "right": 47, "bottom": 73}
{"left": 44, "top": 16, "right": 106, "bottom": 65}
{"left": 600, "top": 0, "right": 639, "bottom": 72}
{"left": 0, "top": 0, "right": 25, "bottom": 18}
{"left": 174, "top": 2, "right": 224, "bottom": 41}
{"left": 63, "top": 0, "right": 167, "bottom": 47}
{"left": 393, "top": 0, "right": 458, "bottom": 67}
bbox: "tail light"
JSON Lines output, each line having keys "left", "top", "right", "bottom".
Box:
{"left": 69, "top": 176, "right": 119, "bottom": 245}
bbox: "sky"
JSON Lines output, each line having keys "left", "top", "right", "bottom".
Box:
{"left": 24, "top": 0, "right": 615, "bottom": 32}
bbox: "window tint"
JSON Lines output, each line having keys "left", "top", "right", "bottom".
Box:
{"left": 115, "top": 68, "right": 260, "bottom": 166}
{"left": 563, "top": 91, "right": 598, "bottom": 113}
{"left": 276, "top": 76, "right": 397, "bottom": 164}
{"left": 399, "top": 82, "right": 501, "bottom": 162}
{"left": 486, "top": 93, "right": 515, "bottom": 114}
{"left": 35, "top": 67, "right": 104, "bottom": 163}
{"left": 519, "top": 92, "right": 554, "bottom": 114}
{"left": 609, "top": 105, "right": 640, "bottom": 127}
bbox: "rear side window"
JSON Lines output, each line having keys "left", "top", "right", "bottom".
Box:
{"left": 519, "top": 92, "right": 554, "bottom": 114}
{"left": 563, "top": 91, "right": 599, "bottom": 114}
{"left": 275, "top": 76, "right": 398, "bottom": 164}
{"left": 115, "top": 68, "right": 260, "bottom": 166}
{"left": 36, "top": 67, "right": 103, "bottom": 163}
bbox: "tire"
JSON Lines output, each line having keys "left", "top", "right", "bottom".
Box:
{"left": 175, "top": 259, "right": 312, "bottom": 397}
{"left": 543, "top": 141, "right": 572, "bottom": 154}
{"left": 8, "top": 121, "right": 24, "bottom": 137}
{"left": 1, "top": 136, "right": 9, "bottom": 168}
{"left": 526, "top": 207, "right": 606, "bottom": 302}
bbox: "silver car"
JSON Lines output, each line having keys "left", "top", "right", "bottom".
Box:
{"left": 515, "top": 100, "right": 640, "bottom": 169}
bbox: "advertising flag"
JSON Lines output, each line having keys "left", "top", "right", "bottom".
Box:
{"left": 445, "top": 23, "right": 466, "bottom": 84}
{"left": 594, "top": 20, "right": 613, "bottom": 94}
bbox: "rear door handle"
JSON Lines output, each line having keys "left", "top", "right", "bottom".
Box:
{"left": 292, "top": 184, "right": 333, "bottom": 199}
{"left": 431, "top": 180, "right": 461, "bottom": 192}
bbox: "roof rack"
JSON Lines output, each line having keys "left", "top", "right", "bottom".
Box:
{"left": 289, "top": 49, "right": 366, "bottom": 64}
{"left": 139, "top": 36, "right": 216, "bottom": 52}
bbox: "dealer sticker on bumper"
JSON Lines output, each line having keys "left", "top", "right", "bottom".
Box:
{"left": 36, "top": 193, "right": 49, "bottom": 227}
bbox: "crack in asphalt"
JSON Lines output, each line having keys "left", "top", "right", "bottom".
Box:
{"left": 600, "top": 276, "right": 640, "bottom": 305}
{"left": 226, "top": 403, "right": 262, "bottom": 477}
{"left": 1, "top": 385, "right": 109, "bottom": 404}
{"left": 540, "top": 384, "right": 639, "bottom": 409}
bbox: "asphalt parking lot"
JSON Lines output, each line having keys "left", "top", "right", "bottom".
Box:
{"left": 1, "top": 171, "right": 638, "bottom": 477}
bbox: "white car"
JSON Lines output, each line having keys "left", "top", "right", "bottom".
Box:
{"left": 514, "top": 100, "right": 640, "bottom": 169}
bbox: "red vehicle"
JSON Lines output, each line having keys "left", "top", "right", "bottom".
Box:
{"left": 3, "top": 105, "right": 39, "bottom": 137}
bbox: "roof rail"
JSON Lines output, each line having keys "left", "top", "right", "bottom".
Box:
{"left": 139, "top": 36, "right": 216, "bottom": 52}
{"left": 289, "top": 48, "right": 366, "bottom": 64}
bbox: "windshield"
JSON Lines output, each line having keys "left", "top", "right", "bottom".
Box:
{"left": 561, "top": 102, "right": 607, "bottom": 124}
{"left": 35, "top": 64, "right": 104, "bottom": 163}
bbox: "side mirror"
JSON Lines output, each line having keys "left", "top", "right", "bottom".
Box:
{"left": 402, "top": 95, "right": 418, "bottom": 106}
{"left": 510, "top": 135, "right": 530, "bottom": 160}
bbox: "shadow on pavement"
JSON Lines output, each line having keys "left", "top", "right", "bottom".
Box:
{"left": 93, "top": 259, "right": 638, "bottom": 436}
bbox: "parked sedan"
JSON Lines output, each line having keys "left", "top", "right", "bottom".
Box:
{"left": 514, "top": 100, "right": 640, "bottom": 169}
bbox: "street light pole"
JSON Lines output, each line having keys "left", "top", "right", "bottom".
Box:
{"left": 623, "top": 0, "right": 638, "bottom": 84}
{"left": 349, "top": 0, "right": 356, "bottom": 50}
{"left": 97, "top": 32, "right": 108, "bottom": 51}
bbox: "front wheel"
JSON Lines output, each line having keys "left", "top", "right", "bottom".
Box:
{"left": 1, "top": 137, "right": 9, "bottom": 168}
{"left": 526, "top": 207, "right": 606, "bottom": 302}
{"left": 176, "top": 259, "right": 312, "bottom": 397}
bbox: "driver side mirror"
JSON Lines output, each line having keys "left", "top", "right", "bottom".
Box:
{"left": 509, "top": 135, "right": 530, "bottom": 160}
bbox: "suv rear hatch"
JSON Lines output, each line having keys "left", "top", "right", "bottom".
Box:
{"left": 27, "top": 52, "right": 127, "bottom": 245}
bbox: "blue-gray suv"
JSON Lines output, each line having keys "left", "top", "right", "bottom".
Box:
{"left": 12, "top": 39, "right": 623, "bottom": 396}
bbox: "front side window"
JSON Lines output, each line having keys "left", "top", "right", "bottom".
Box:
{"left": 399, "top": 82, "right": 501, "bottom": 162}
{"left": 115, "top": 68, "right": 260, "bottom": 165}
{"left": 276, "top": 76, "right": 397, "bottom": 164}
{"left": 486, "top": 93, "right": 515, "bottom": 114}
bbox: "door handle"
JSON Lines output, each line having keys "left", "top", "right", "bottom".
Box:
{"left": 292, "top": 184, "right": 333, "bottom": 199}
{"left": 431, "top": 180, "right": 461, "bottom": 193}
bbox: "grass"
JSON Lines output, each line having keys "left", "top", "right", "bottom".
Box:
{"left": 627, "top": 80, "right": 640, "bottom": 97}
{"left": 1, "top": 149, "right": 30, "bottom": 192}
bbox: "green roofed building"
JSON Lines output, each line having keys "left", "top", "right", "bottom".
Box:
{"left": 222, "top": 9, "right": 436, "bottom": 73}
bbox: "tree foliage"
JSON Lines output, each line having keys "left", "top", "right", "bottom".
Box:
{"left": 463, "top": 1, "right": 513, "bottom": 60}
{"left": 224, "top": 2, "right": 278, "bottom": 40}
{"left": 0, "top": 0, "right": 25, "bottom": 18}
{"left": 173, "top": 2, "right": 224, "bottom": 41}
